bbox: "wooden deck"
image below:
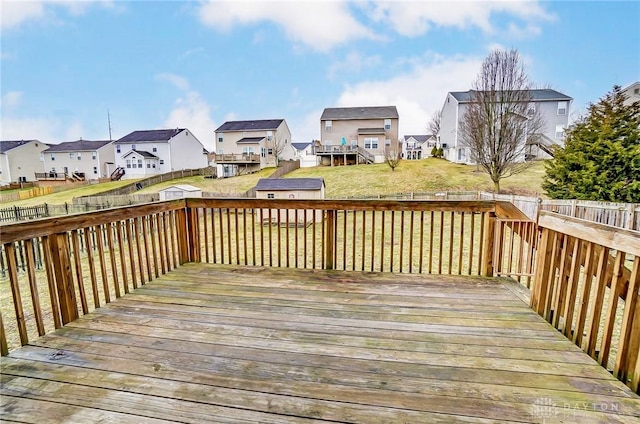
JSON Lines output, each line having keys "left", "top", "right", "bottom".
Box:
{"left": 2, "top": 263, "right": 639, "bottom": 423}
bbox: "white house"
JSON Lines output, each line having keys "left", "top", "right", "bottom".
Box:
{"left": 401, "top": 135, "right": 435, "bottom": 160}
{"left": 623, "top": 81, "right": 640, "bottom": 106}
{"left": 438, "top": 89, "right": 573, "bottom": 164}
{"left": 41, "top": 139, "right": 115, "bottom": 181}
{"left": 0, "top": 140, "right": 49, "bottom": 185}
{"left": 114, "top": 129, "right": 208, "bottom": 180}
{"left": 290, "top": 142, "right": 318, "bottom": 168}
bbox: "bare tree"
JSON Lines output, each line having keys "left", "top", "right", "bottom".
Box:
{"left": 385, "top": 150, "right": 401, "bottom": 171}
{"left": 267, "top": 132, "right": 289, "bottom": 166}
{"left": 427, "top": 109, "right": 441, "bottom": 136}
{"left": 459, "top": 49, "right": 544, "bottom": 193}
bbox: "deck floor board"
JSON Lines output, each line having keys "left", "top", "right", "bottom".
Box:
{"left": 2, "top": 263, "right": 639, "bottom": 423}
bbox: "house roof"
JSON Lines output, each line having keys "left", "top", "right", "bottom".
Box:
{"left": 404, "top": 135, "right": 433, "bottom": 143}
{"left": 0, "top": 140, "right": 41, "bottom": 153}
{"left": 44, "top": 140, "right": 112, "bottom": 152}
{"left": 122, "top": 149, "right": 159, "bottom": 159}
{"left": 216, "top": 119, "right": 284, "bottom": 132}
{"left": 291, "top": 142, "right": 312, "bottom": 151}
{"left": 449, "top": 89, "right": 572, "bottom": 103}
{"left": 236, "top": 137, "right": 265, "bottom": 144}
{"left": 321, "top": 106, "right": 399, "bottom": 121}
{"left": 159, "top": 184, "right": 201, "bottom": 192}
{"left": 358, "top": 128, "right": 386, "bottom": 135}
{"left": 255, "top": 178, "right": 325, "bottom": 191}
{"left": 117, "top": 129, "right": 185, "bottom": 143}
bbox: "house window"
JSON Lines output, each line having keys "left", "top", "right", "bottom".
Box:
{"left": 138, "top": 159, "right": 143, "bottom": 168}
{"left": 267, "top": 148, "right": 273, "bottom": 155}
{"left": 442, "top": 143, "right": 448, "bottom": 149}
{"left": 261, "top": 147, "right": 266, "bottom": 158}
{"left": 152, "top": 145, "right": 157, "bottom": 152}
{"left": 267, "top": 131, "right": 273, "bottom": 142}
{"left": 93, "top": 166, "right": 98, "bottom": 174}
{"left": 364, "top": 137, "right": 378, "bottom": 149}
{"left": 132, "top": 144, "right": 136, "bottom": 150}
{"left": 40, "top": 153, "right": 44, "bottom": 162}
{"left": 217, "top": 149, "right": 223, "bottom": 154}
{"left": 555, "top": 125, "right": 565, "bottom": 139}
{"left": 325, "top": 120, "right": 332, "bottom": 132}
{"left": 351, "top": 139, "right": 357, "bottom": 146}
{"left": 385, "top": 138, "right": 391, "bottom": 146}
{"left": 527, "top": 104, "right": 536, "bottom": 116}
{"left": 116, "top": 145, "right": 121, "bottom": 153}
{"left": 267, "top": 193, "right": 275, "bottom": 199}
{"left": 147, "top": 163, "right": 151, "bottom": 168}
{"left": 77, "top": 153, "right": 81, "bottom": 160}
{"left": 126, "top": 160, "right": 131, "bottom": 168}
{"left": 69, "top": 152, "right": 75, "bottom": 159}
{"left": 152, "top": 163, "right": 156, "bottom": 168}
{"left": 218, "top": 136, "right": 223, "bottom": 143}
{"left": 384, "top": 119, "right": 391, "bottom": 130}
{"left": 92, "top": 151, "right": 97, "bottom": 160}
{"left": 160, "top": 160, "right": 164, "bottom": 165}
{"left": 557, "top": 101, "right": 567, "bottom": 115}
{"left": 51, "top": 154, "right": 55, "bottom": 161}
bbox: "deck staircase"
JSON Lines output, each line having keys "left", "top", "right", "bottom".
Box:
{"left": 110, "top": 167, "right": 125, "bottom": 181}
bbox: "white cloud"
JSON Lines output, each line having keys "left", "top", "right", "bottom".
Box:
{"left": 335, "top": 53, "right": 482, "bottom": 136}
{"left": 0, "top": 115, "right": 85, "bottom": 142}
{"left": 198, "top": 1, "right": 376, "bottom": 51}
{"left": 164, "top": 91, "right": 218, "bottom": 152}
{"left": 2, "top": 91, "right": 23, "bottom": 108}
{"left": 155, "top": 73, "right": 190, "bottom": 91}
{"left": 0, "top": 1, "right": 120, "bottom": 30}
{"left": 363, "top": 1, "right": 554, "bottom": 37}
{"left": 328, "top": 52, "right": 382, "bottom": 80}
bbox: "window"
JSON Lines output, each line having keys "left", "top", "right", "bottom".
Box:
{"left": 217, "top": 149, "right": 223, "bottom": 154}
{"left": 69, "top": 152, "right": 75, "bottom": 159}
{"left": 267, "top": 193, "right": 275, "bottom": 199}
{"left": 152, "top": 145, "right": 157, "bottom": 152}
{"left": 152, "top": 163, "right": 156, "bottom": 168}
{"left": 557, "top": 101, "right": 567, "bottom": 115}
{"left": 267, "top": 148, "right": 273, "bottom": 155}
{"left": 77, "top": 153, "right": 81, "bottom": 160}
{"left": 267, "top": 131, "right": 273, "bottom": 142}
{"left": 132, "top": 144, "right": 136, "bottom": 150}
{"left": 160, "top": 160, "right": 164, "bottom": 165}
{"left": 116, "top": 145, "right": 121, "bottom": 153}
{"left": 218, "top": 136, "right": 223, "bottom": 143}
{"left": 147, "top": 163, "right": 151, "bottom": 168}
{"left": 40, "top": 153, "right": 44, "bottom": 162}
{"left": 126, "top": 160, "right": 131, "bottom": 168}
{"left": 325, "top": 120, "right": 332, "bottom": 132}
{"left": 527, "top": 104, "right": 536, "bottom": 116}
{"left": 51, "top": 154, "right": 55, "bottom": 161}
{"left": 364, "top": 137, "right": 379, "bottom": 149}
{"left": 384, "top": 119, "right": 391, "bottom": 130}
{"left": 93, "top": 166, "right": 98, "bottom": 174}
{"left": 555, "top": 125, "right": 565, "bottom": 139}
{"left": 442, "top": 143, "right": 448, "bottom": 149}
{"left": 138, "top": 159, "right": 143, "bottom": 168}
{"left": 351, "top": 139, "right": 357, "bottom": 146}
{"left": 92, "top": 151, "right": 97, "bottom": 160}
{"left": 385, "top": 138, "right": 391, "bottom": 146}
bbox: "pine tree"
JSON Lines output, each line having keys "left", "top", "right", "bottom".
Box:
{"left": 543, "top": 85, "right": 640, "bottom": 202}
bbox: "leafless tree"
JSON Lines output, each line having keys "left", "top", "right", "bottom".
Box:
{"left": 459, "top": 48, "right": 544, "bottom": 193}
{"left": 385, "top": 150, "right": 401, "bottom": 171}
{"left": 427, "top": 109, "right": 441, "bottom": 136}
{"left": 267, "top": 132, "right": 289, "bottom": 166}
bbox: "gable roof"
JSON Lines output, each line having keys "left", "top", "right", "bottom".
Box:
{"left": 117, "top": 129, "right": 185, "bottom": 143}
{"left": 122, "top": 149, "right": 159, "bottom": 159}
{"left": 404, "top": 135, "right": 433, "bottom": 143}
{"left": 0, "top": 140, "right": 42, "bottom": 153}
{"left": 255, "top": 178, "right": 325, "bottom": 191}
{"left": 44, "top": 140, "right": 112, "bottom": 152}
{"left": 449, "top": 89, "right": 572, "bottom": 103}
{"left": 159, "top": 184, "right": 201, "bottom": 192}
{"left": 291, "top": 142, "right": 312, "bottom": 151}
{"left": 216, "top": 119, "right": 284, "bottom": 132}
{"left": 321, "top": 106, "right": 399, "bottom": 121}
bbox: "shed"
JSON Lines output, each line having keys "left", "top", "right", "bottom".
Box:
{"left": 158, "top": 184, "right": 203, "bottom": 201}
{"left": 254, "top": 178, "right": 325, "bottom": 225}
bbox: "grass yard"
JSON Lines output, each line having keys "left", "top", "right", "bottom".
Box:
{"left": 135, "top": 168, "right": 274, "bottom": 195}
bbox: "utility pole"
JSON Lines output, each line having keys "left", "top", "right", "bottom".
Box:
{"left": 107, "top": 109, "right": 113, "bottom": 141}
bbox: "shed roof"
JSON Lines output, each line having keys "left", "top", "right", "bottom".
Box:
{"left": 216, "top": 119, "right": 284, "bottom": 132}
{"left": 255, "top": 178, "right": 325, "bottom": 191}
{"left": 321, "top": 106, "right": 399, "bottom": 121}
{"left": 44, "top": 140, "right": 112, "bottom": 152}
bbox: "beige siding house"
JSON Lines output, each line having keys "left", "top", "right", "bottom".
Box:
{"left": 214, "top": 119, "right": 293, "bottom": 176}
{"left": 0, "top": 140, "right": 49, "bottom": 185}
{"left": 255, "top": 178, "right": 325, "bottom": 224}
{"left": 41, "top": 139, "right": 115, "bottom": 182}
{"left": 319, "top": 106, "right": 399, "bottom": 165}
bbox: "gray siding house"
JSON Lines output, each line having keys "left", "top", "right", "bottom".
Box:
{"left": 438, "top": 89, "right": 572, "bottom": 164}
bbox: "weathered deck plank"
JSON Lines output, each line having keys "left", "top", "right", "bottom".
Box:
{"left": 2, "top": 263, "right": 639, "bottom": 423}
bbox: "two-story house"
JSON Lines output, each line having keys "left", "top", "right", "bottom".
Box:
{"left": 41, "top": 139, "right": 115, "bottom": 182}
{"left": 0, "top": 140, "right": 49, "bottom": 185}
{"left": 113, "top": 129, "right": 209, "bottom": 180}
{"left": 319, "top": 106, "right": 399, "bottom": 165}
{"left": 214, "top": 119, "right": 292, "bottom": 176}
{"left": 438, "top": 89, "right": 572, "bottom": 164}
{"left": 623, "top": 81, "right": 640, "bottom": 106}
{"left": 402, "top": 135, "right": 436, "bottom": 160}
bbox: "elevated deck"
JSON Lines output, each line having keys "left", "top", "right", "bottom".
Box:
{"left": 2, "top": 264, "right": 639, "bottom": 423}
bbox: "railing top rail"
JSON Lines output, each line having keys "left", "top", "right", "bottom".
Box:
{"left": 0, "top": 199, "right": 186, "bottom": 244}
{"left": 538, "top": 211, "right": 640, "bottom": 256}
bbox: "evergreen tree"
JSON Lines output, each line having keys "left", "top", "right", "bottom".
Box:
{"left": 543, "top": 85, "right": 640, "bottom": 202}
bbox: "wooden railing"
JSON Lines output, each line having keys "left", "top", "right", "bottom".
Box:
{"left": 531, "top": 211, "right": 640, "bottom": 393}
{"left": 214, "top": 153, "right": 261, "bottom": 163}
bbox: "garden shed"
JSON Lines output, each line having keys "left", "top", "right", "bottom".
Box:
{"left": 158, "top": 184, "right": 202, "bottom": 201}
{"left": 254, "top": 178, "right": 325, "bottom": 224}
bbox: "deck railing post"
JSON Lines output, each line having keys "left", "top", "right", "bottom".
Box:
{"left": 324, "top": 209, "right": 336, "bottom": 270}
{"left": 176, "top": 208, "right": 189, "bottom": 265}
{"left": 49, "top": 232, "right": 78, "bottom": 324}
{"left": 481, "top": 212, "right": 496, "bottom": 277}
{"left": 186, "top": 205, "right": 201, "bottom": 263}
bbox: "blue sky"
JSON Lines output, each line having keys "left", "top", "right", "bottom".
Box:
{"left": 1, "top": 1, "right": 638, "bottom": 152}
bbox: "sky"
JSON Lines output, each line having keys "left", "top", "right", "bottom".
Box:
{"left": 1, "top": 0, "right": 639, "bottom": 152}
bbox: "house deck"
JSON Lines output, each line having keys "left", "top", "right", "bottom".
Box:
{"left": 2, "top": 263, "right": 639, "bottom": 423}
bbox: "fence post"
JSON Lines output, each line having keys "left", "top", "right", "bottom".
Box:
{"left": 185, "top": 203, "right": 200, "bottom": 263}
{"left": 324, "top": 210, "right": 336, "bottom": 270}
{"left": 175, "top": 207, "right": 189, "bottom": 265}
{"left": 49, "top": 233, "right": 78, "bottom": 324}
{"left": 481, "top": 212, "right": 496, "bottom": 277}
